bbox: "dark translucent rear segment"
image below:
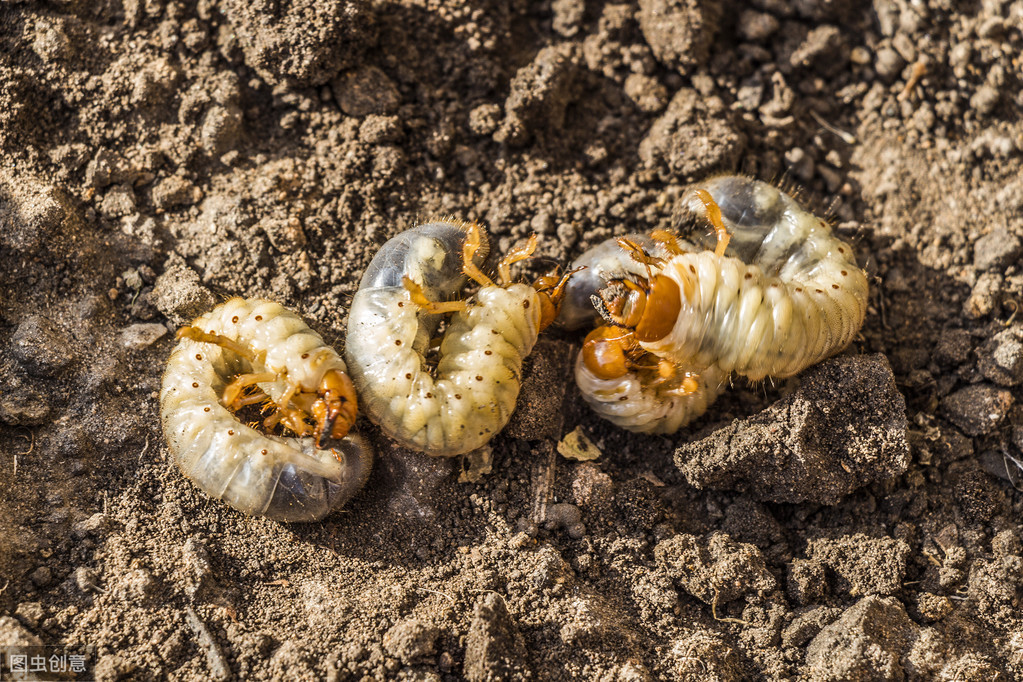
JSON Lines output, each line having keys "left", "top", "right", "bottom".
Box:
{"left": 703, "top": 175, "right": 784, "bottom": 229}
{"left": 359, "top": 221, "right": 490, "bottom": 297}
{"left": 674, "top": 176, "right": 794, "bottom": 270}
{"left": 262, "top": 436, "right": 374, "bottom": 522}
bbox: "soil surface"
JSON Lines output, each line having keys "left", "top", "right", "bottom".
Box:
{"left": 2, "top": 0, "right": 1023, "bottom": 680}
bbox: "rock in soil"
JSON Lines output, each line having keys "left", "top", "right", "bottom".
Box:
{"left": 676, "top": 354, "right": 909, "bottom": 504}
{"left": 464, "top": 593, "right": 533, "bottom": 682}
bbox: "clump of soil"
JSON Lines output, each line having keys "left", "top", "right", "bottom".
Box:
{"left": 2, "top": 0, "right": 1023, "bottom": 680}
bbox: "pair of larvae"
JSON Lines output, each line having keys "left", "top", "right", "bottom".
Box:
{"left": 562, "top": 175, "right": 869, "bottom": 434}
{"left": 160, "top": 221, "right": 572, "bottom": 521}
{"left": 160, "top": 176, "right": 868, "bottom": 520}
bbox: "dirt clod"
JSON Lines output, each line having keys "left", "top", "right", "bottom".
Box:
{"left": 221, "top": 0, "right": 372, "bottom": 88}
{"left": 639, "top": 88, "right": 745, "bottom": 181}
{"left": 806, "top": 533, "right": 910, "bottom": 597}
{"left": 504, "top": 338, "right": 573, "bottom": 441}
{"left": 973, "top": 227, "right": 1023, "bottom": 272}
{"left": 495, "top": 44, "right": 581, "bottom": 147}
{"left": 637, "top": 0, "right": 718, "bottom": 74}
{"left": 803, "top": 596, "right": 916, "bottom": 681}
{"left": 655, "top": 531, "right": 776, "bottom": 605}
{"left": 151, "top": 256, "right": 217, "bottom": 326}
{"left": 383, "top": 618, "right": 439, "bottom": 663}
{"left": 940, "top": 383, "right": 1013, "bottom": 436}
{"left": 464, "top": 593, "right": 532, "bottom": 682}
{"left": 676, "top": 355, "right": 909, "bottom": 504}
{"left": 978, "top": 326, "right": 1023, "bottom": 386}
{"left": 11, "top": 316, "right": 75, "bottom": 377}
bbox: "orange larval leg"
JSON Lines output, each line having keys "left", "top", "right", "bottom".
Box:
{"left": 403, "top": 277, "right": 467, "bottom": 314}
{"left": 497, "top": 234, "right": 538, "bottom": 285}
{"left": 232, "top": 389, "right": 272, "bottom": 408}
{"left": 177, "top": 326, "right": 255, "bottom": 360}
{"left": 617, "top": 237, "right": 664, "bottom": 269}
{"left": 265, "top": 404, "right": 314, "bottom": 439}
{"left": 533, "top": 267, "right": 584, "bottom": 330}
{"left": 693, "top": 188, "right": 731, "bottom": 257}
{"left": 461, "top": 222, "right": 497, "bottom": 287}
{"left": 222, "top": 372, "right": 278, "bottom": 409}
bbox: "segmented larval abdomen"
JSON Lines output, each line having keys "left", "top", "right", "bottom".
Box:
{"left": 346, "top": 283, "right": 541, "bottom": 456}
{"left": 574, "top": 356, "right": 727, "bottom": 434}
{"left": 645, "top": 238, "right": 867, "bottom": 382}
{"left": 159, "top": 298, "right": 372, "bottom": 522}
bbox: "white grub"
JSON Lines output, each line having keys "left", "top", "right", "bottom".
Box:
{"left": 652, "top": 176, "right": 869, "bottom": 380}
{"left": 575, "top": 175, "right": 868, "bottom": 433}
{"left": 346, "top": 220, "right": 569, "bottom": 457}
{"left": 160, "top": 297, "right": 371, "bottom": 521}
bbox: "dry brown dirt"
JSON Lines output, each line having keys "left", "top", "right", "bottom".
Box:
{"left": 2, "top": 0, "right": 1023, "bottom": 680}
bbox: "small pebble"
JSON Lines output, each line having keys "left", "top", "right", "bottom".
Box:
{"left": 29, "top": 566, "right": 53, "bottom": 588}
{"left": 331, "top": 65, "right": 401, "bottom": 117}
{"left": 940, "top": 384, "right": 1013, "bottom": 436}
{"left": 12, "top": 316, "right": 75, "bottom": 377}
{"left": 973, "top": 228, "right": 1022, "bottom": 271}
{"left": 874, "top": 46, "right": 905, "bottom": 82}
{"left": 120, "top": 323, "right": 169, "bottom": 350}
{"left": 978, "top": 327, "right": 1023, "bottom": 386}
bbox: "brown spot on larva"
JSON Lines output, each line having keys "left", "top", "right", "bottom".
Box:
{"left": 232, "top": 316, "right": 240, "bottom": 323}
{"left": 523, "top": 299, "right": 530, "bottom": 308}
{"left": 492, "top": 329, "right": 499, "bottom": 334}
{"left": 405, "top": 373, "right": 412, "bottom": 380}
{"left": 204, "top": 407, "right": 211, "bottom": 412}
{"left": 255, "top": 315, "right": 262, "bottom": 321}
{"left": 619, "top": 396, "right": 628, "bottom": 401}
{"left": 771, "top": 282, "right": 779, "bottom": 288}
{"left": 426, "top": 392, "right": 433, "bottom": 399}
{"left": 195, "top": 353, "right": 202, "bottom": 360}
{"left": 261, "top": 449, "right": 267, "bottom": 455}
{"left": 454, "top": 394, "right": 462, "bottom": 399}
{"left": 484, "top": 350, "right": 493, "bottom": 356}
{"left": 838, "top": 247, "right": 846, "bottom": 253}
{"left": 795, "top": 287, "right": 803, "bottom": 293}
{"left": 301, "top": 352, "right": 309, "bottom": 359}
{"left": 398, "top": 301, "right": 404, "bottom": 307}
{"left": 841, "top": 270, "right": 848, "bottom": 276}
{"left": 476, "top": 375, "right": 483, "bottom": 381}
{"left": 228, "top": 430, "right": 234, "bottom": 435}
{"left": 192, "top": 382, "right": 199, "bottom": 388}
{"left": 689, "top": 264, "right": 697, "bottom": 274}
{"left": 395, "top": 340, "right": 402, "bottom": 346}
{"left": 816, "top": 288, "right": 824, "bottom": 294}
{"left": 832, "top": 284, "right": 840, "bottom": 289}
{"left": 744, "top": 273, "right": 753, "bottom": 280}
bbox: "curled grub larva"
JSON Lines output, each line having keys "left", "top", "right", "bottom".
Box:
{"left": 345, "top": 220, "right": 573, "bottom": 457}
{"left": 160, "top": 297, "right": 372, "bottom": 521}
{"left": 575, "top": 175, "right": 868, "bottom": 433}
